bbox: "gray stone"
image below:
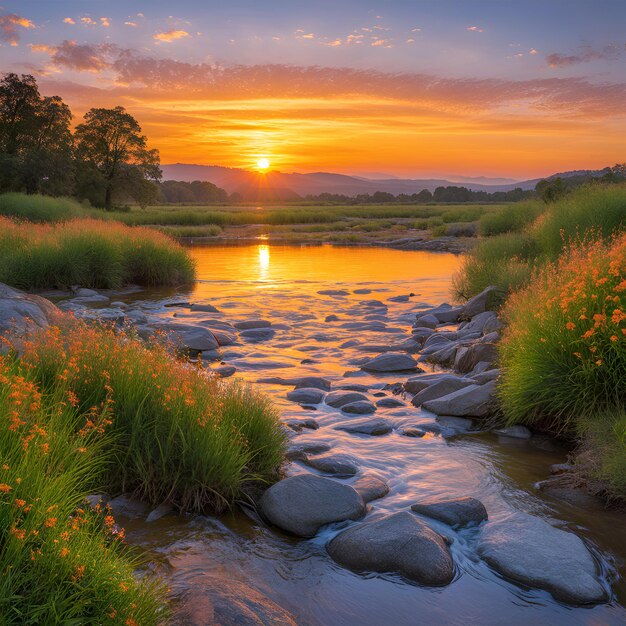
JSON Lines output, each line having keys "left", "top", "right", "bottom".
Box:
{"left": 376, "top": 397, "right": 404, "bottom": 408}
{"left": 190, "top": 303, "right": 220, "bottom": 313}
{"left": 423, "top": 381, "right": 497, "bottom": 417}
{"left": 461, "top": 286, "right": 502, "bottom": 319}
{"left": 458, "top": 311, "right": 499, "bottom": 335}
{"left": 318, "top": 289, "right": 349, "bottom": 296}
{"left": 335, "top": 417, "right": 391, "bottom": 436}
{"left": 361, "top": 352, "right": 419, "bottom": 372}
{"left": 240, "top": 328, "right": 275, "bottom": 342}
{"left": 174, "top": 577, "right": 298, "bottom": 626}
{"left": 389, "top": 295, "right": 410, "bottom": 302}
{"left": 259, "top": 474, "right": 365, "bottom": 537}
{"left": 411, "top": 377, "right": 473, "bottom": 407}
{"left": 436, "top": 416, "right": 475, "bottom": 433}
{"left": 341, "top": 400, "right": 377, "bottom": 415}
{"left": 287, "top": 441, "right": 331, "bottom": 459}
{"left": 478, "top": 514, "right": 607, "bottom": 605}
{"left": 401, "top": 428, "right": 426, "bottom": 438}
{"left": 158, "top": 322, "right": 219, "bottom": 353}
{"left": 471, "top": 368, "right": 500, "bottom": 384}
{"left": 404, "top": 373, "right": 461, "bottom": 395}
{"left": 411, "top": 497, "right": 487, "bottom": 528}
{"left": 352, "top": 475, "right": 390, "bottom": 502}
{"left": 108, "top": 494, "right": 150, "bottom": 520}
{"left": 326, "top": 390, "right": 369, "bottom": 408}
{"left": 146, "top": 502, "right": 175, "bottom": 522}
{"left": 327, "top": 511, "right": 454, "bottom": 586}
{"left": 0, "top": 283, "right": 60, "bottom": 338}
{"left": 283, "top": 418, "right": 319, "bottom": 432}
{"left": 286, "top": 388, "right": 326, "bottom": 405}
{"left": 215, "top": 365, "right": 236, "bottom": 378}
{"left": 233, "top": 319, "right": 272, "bottom": 330}
{"left": 302, "top": 453, "right": 359, "bottom": 477}
{"left": 493, "top": 425, "right": 532, "bottom": 439}
{"left": 259, "top": 376, "right": 332, "bottom": 391}
{"left": 415, "top": 313, "right": 439, "bottom": 329}
{"left": 417, "top": 303, "right": 464, "bottom": 324}
{"left": 325, "top": 314, "right": 339, "bottom": 322}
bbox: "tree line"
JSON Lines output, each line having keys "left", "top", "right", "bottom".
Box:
{"left": 0, "top": 73, "right": 161, "bottom": 210}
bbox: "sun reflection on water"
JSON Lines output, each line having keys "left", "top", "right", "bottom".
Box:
{"left": 258, "top": 244, "right": 270, "bottom": 280}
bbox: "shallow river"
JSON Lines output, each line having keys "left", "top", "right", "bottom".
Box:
{"left": 117, "top": 243, "right": 625, "bottom": 625}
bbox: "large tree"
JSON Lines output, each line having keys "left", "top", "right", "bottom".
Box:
{"left": 74, "top": 106, "right": 161, "bottom": 209}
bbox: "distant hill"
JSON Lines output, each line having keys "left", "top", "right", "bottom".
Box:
{"left": 160, "top": 163, "right": 608, "bottom": 201}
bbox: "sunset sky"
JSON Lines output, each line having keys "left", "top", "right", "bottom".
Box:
{"left": 2, "top": 1, "right": 625, "bottom": 179}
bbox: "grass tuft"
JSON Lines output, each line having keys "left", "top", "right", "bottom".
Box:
{"left": 0, "top": 193, "right": 85, "bottom": 222}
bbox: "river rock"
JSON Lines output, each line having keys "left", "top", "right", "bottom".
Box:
{"left": 327, "top": 512, "right": 454, "bottom": 586}
{"left": 458, "top": 311, "right": 498, "bottom": 335}
{"left": 283, "top": 418, "right": 319, "bottom": 432}
{"left": 158, "top": 322, "right": 219, "bottom": 353}
{"left": 286, "top": 388, "right": 326, "bottom": 405}
{"left": 471, "top": 368, "right": 500, "bottom": 384}
{"left": 0, "top": 283, "right": 60, "bottom": 338}
{"left": 287, "top": 441, "right": 332, "bottom": 459}
{"left": 401, "top": 428, "right": 427, "bottom": 438}
{"left": 411, "top": 377, "right": 473, "bottom": 407}
{"left": 325, "top": 314, "right": 339, "bottom": 322}
{"left": 454, "top": 343, "right": 498, "bottom": 373}
{"left": 326, "top": 390, "right": 369, "bottom": 408}
{"left": 376, "top": 397, "right": 404, "bottom": 408}
{"left": 422, "top": 381, "right": 497, "bottom": 417}
{"left": 190, "top": 303, "right": 220, "bottom": 313}
{"left": 234, "top": 319, "right": 272, "bottom": 330}
{"left": 108, "top": 494, "right": 151, "bottom": 520}
{"left": 215, "top": 365, "right": 236, "bottom": 378}
{"left": 341, "top": 400, "right": 377, "bottom": 415}
{"left": 478, "top": 514, "right": 608, "bottom": 604}
{"left": 411, "top": 497, "right": 487, "bottom": 528}
{"left": 174, "top": 577, "right": 298, "bottom": 626}
{"left": 335, "top": 417, "right": 391, "bottom": 436}
{"left": 352, "top": 475, "right": 390, "bottom": 502}
{"left": 240, "top": 328, "right": 275, "bottom": 342}
{"left": 417, "top": 303, "right": 464, "bottom": 324}
{"left": 415, "top": 313, "right": 439, "bottom": 329}
{"left": 146, "top": 502, "right": 175, "bottom": 523}
{"left": 318, "top": 289, "right": 349, "bottom": 296}
{"left": 404, "top": 373, "right": 461, "bottom": 395}
{"left": 460, "top": 286, "right": 502, "bottom": 319}
{"left": 361, "top": 353, "right": 419, "bottom": 372}
{"left": 259, "top": 474, "right": 365, "bottom": 537}
{"left": 493, "top": 425, "right": 532, "bottom": 439}
{"left": 302, "top": 453, "right": 359, "bottom": 477}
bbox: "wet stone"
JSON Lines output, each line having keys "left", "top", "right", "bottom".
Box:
{"left": 335, "top": 417, "right": 391, "bottom": 436}
{"left": 301, "top": 453, "right": 359, "bottom": 477}
{"left": 411, "top": 497, "right": 488, "bottom": 528}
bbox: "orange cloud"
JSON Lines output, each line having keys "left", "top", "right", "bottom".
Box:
{"left": 100, "top": 17, "right": 111, "bottom": 28}
{"left": 0, "top": 13, "right": 35, "bottom": 46}
{"left": 467, "top": 26, "right": 484, "bottom": 33}
{"left": 63, "top": 17, "right": 75, "bottom": 25}
{"left": 153, "top": 29, "right": 191, "bottom": 43}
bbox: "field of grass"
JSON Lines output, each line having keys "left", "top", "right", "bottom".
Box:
{"left": 0, "top": 217, "right": 196, "bottom": 290}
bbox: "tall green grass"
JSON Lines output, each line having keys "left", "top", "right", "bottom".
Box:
{"left": 0, "top": 355, "right": 164, "bottom": 623}
{"left": 0, "top": 193, "right": 85, "bottom": 222}
{"left": 18, "top": 318, "right": 286, "bottom": 512}
{"left": 479, "top": 201, "right": 544, "bottom": 236}
{"left": 0, "top": 217, "right": 196, "bottom": 290}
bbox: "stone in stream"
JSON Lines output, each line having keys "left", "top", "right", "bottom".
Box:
{"left": 240, "top": 328, "right": 275, "bottom": 342}
{"left": 283, "top": 418, "right": 319, "bottom": 432}
{"left": 351, "top": 475, "right": 390, "bottom": 502}
{"left": 302, "top": 453, "right": 359, "bottom": 477}
{"left": 404, "top": 373, "right": 460, "bottom": 395}
{"left": 492, "top": 424, "right": 532, "bottom": 439}
{"left": 286, "top": 441, "right": 332, "bottom": 461}
{"left": 422, "top": 381, "right": 497, "bottom": 417}
{"left": 477, "top": 514, "right": 608, "bottom": 604}
{"left": 214, "top": 365, "right": 236, "bottom": 378}
{"left": 286, "top": 388, "right": 326, "bottom": 405}
{"left": 257, "top": 376, "right": 332, "bottom": 391}
{"left": 361, "top": 353, "right": 420, "bottom": 373}
{"left": 341, "top": 400, "right": 377, "bottom": 415}
{"left": 327, "top": 512, "right": 454, "bottom": 586}
{"left": 471, "top": 368, "right": 500, "bottom": 384}
{"left": 454, "top": 342, "right": 498, "bottom": 373}
{"left": 325, "top": 314, "right": 340, "bottom": 322}
{"left": 190, "top": 303, "right": 220, "bottom": 313}
{"left": 233, "top": 319, "right": 272, "bottom": 330}
{"left": 436, "top": 416, "right": 475, "bottom": 434}
{"left": 458, "top": 310, "right": 499, "bottom": 335}
{"left": 145, "top": 502, "right": 175, "bottom": 523}
{"left": 337, "top": 384, "right": 370, "bottom": 393}
{"left": 460, "top": 285, "right": 502, "bottom": 320}
{"left": 174, "top": 577, "right": 298, "bottom": 626}
{"left": 411, "top": 377, "right": 474, "bottom": 407}
{"left": 108, "top": 494, "right": 151, "bottom": 520}
{"left": 401, "top": 428, "right": 427, "bottom": 438}
{"left": 259, "top": 474, "right": 366, "bottom": 537}
{"left": 415, "top": 313, "right": 439, "bottom": 329}
{"left": 417, "top": 302, "right": 464, "bottom": 324}
{"left": 376, "top": 397, "right": 404, "bottom": 408}
{"left": 411, "top": 497, "right": 488, "bottom": 528}
{"left": 326, "top": 390, "right": 369, "bottom": 408}
{"left": 157, "top": 322, "right": 220, "bottom": 353}
{"left": 353, "top": 288, "right": 372, "bottom": 294}
{"left": 389, "top": 294, "right": 410, "bottom": 302}
{"left": 334, "top": 417, "right": 391, "bottom": 436}
{"left": 318, "top": 289, "right": 350, "bottom": 296}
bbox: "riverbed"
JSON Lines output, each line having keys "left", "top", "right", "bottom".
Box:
{"left": 81, "top": 243, "right": 626, "bottom": 625}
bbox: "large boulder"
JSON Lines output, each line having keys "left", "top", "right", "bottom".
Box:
{"left": 478, "top": 514, "right": 608, "bottom": 605}
{"left": 454, "top": 343, "right": 498, "bottom": 373}
{"left": 327, "top": 512, "right": 454, "bottom": 586}
{"left": 361, "top": 353, "right": 420, "bottom": 372}
{"left": 411, "top": 497, "right": 487, "bottom": 528}
{"left": 174, "top": 577, "right": 297, "bottom": 626}
{"left": 411, "top": 377, "right": 474, "bottom": 407}
{"left": 158, "top": 322, "right": 219, "bottom": 353}
{"left": 0, "top": 283, "right": 60, "bottom": 339}
{"left": 422, "top": 381, "right": 497, "bottom": 417}
{"left": 416, "top": 303, "right": 464, "bottom": 324}
{"left": 259, "top": 474, "right": 365, "bottom": 537}
{"left": 404, "top": 373, "right": 461, "bottom": 395}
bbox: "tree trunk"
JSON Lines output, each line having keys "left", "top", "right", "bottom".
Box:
{"left": 105, "top": 184, "right": 112, "bottom": 210}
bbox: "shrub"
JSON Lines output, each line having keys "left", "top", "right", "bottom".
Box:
{"left": 0, "top": 356, "right": 164, "bottom": 623}
{"left": 18, "top": 319, "right": 286, "bottom": 512}
{"left": 452, "top": 233, "right": 538, "bottom": 300}
{"left": 479, "top": 202, "right": 543, "bottom": 236}
{"left": 0, "top": 193, "right": 84, "bottom": 222}
{"left": 498, "top": 234, "right": 626, "bottom": 431}
{"left": 0, "top": 217, "right": 196, "bottom": 289}
{"left": 441, "top": 206, "right": 485, "bottom": 224}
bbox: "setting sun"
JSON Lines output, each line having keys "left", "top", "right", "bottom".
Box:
{"left": 256, "top": 157, "right": 270, "bottom": 171}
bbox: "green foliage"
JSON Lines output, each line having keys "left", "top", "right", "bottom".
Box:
{"left": 19, "top": 319, "right": 286, "bottom": 512}
{"left": 585, "top": 412, "right": 626, "bottom": 497}
{"left": 479, "top": 201, "right": 544, "bottom": 236}
{"left": 0, "top": 217, "right": 196, "bottom": 289}
{"left": 156, "top": 224, "right": 223, "bottom": 238}
{"left": 0, "top": 357, "right": 164, "bottom": 624}
{"left": 0, "top": 193, "right": 84, "bottom": 222}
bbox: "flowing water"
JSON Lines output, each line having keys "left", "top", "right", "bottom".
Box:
{"left": 113, "top": 243, "right": 625, "bottom": 625}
